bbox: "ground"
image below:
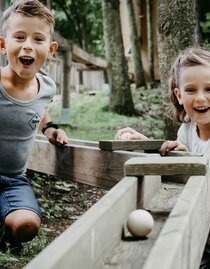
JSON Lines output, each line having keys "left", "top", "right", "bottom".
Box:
{"left": 0, "top": 171, "right": 107, "bottom": 269}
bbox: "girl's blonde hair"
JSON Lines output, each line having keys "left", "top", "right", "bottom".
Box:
{"left": 1, "top": 0, "right": 55, "bottom": 36}
{"left": 168, "top": 47, "right": 210, "bottom": 123}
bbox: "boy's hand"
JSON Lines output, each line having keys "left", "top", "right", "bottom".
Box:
{"left": 159, "top": 140, "right": 188, "bottom": 156}
{"left": 44, "top": 128, "right": 68, "bottom": 145}
{"left": 115, "top": 127, "right": 149, "bottom": 141}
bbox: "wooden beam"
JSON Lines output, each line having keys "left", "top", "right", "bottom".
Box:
{"left": 99, "top": 140, "right": 165, "bottom": 151}
{"left": 72, "top": 45, "right": 107, "bottom": 69}
{"left": 27, "top": 138, "right": 147, "bottom": 189}
{"left": 124, "top": 156, "right": 208, "bottom": 176}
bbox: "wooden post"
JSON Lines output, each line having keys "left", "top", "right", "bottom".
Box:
{"left": 60, "top": 50, "right": 72, "bottom": 125}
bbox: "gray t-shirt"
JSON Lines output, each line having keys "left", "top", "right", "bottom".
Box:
{"left": 0, "top": 73, "right": 56, "bottom": 175}
{"left": 177, "top": 121, "right": 210, "bottom": 154}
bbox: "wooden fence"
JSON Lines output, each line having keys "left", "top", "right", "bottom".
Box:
{"left": 42, "top": 57, "right": 106, "bottom": 95}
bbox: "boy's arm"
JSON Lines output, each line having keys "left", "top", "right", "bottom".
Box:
{"left": 39, "top": 113, "right": 68, "bottom": 145}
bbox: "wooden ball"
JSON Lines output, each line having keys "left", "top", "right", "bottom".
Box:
{"left": 127, "top": 209, "right": 154, "bottom": 237}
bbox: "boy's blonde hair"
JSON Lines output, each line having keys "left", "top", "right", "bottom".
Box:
{"left": 1, "top": 0, "right": 55, "bottom": 36}
{"left": 168, "top": 47, "right": 210, "bottom": 123}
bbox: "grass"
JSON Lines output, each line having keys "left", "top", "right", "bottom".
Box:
{"left": 48, "top": 87, "right": 165, "bottom": 141}
{"left": 0, "top": 229, "right": 48, "bottom": 269}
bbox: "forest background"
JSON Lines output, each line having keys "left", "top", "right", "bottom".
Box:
{"left": 1, "top": 1, "right": 210, "bottom": 141}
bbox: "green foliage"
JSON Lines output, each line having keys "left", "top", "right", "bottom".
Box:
{"left": 49, "top": 88, "right": 165, "bottom": 141}
{"left": 51, "top": 0, "right": 105, "bottom": 57}
{"left": 200, "top": 13, "right": 210, "bottom": 33}
{"left": 200, "top": 13, "right": 210, "bottom": 48}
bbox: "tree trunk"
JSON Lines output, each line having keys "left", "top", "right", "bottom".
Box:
{"left": 102, "top": 0, "right": 136, "bottom": 116}
{"left": 146, "top": 0, "right": 154, "bottom": 85}
{"left": 126, "top": 0, "right": 146, "bottom": 88}
{"left": 158, "top": 0, "right": 197, "bottom": 139}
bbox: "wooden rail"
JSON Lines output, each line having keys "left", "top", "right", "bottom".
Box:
{"left": 27, "top": 136, "right": 148, "bottom": 189}
{"left": 24, "top": 138, "right": 210, "bottom": 269}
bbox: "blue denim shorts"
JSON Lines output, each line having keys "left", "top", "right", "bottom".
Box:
{"left": 0, "top": 175, "right": 42, "bottom": 223}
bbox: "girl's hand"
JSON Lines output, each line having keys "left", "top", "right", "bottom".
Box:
{"left": 115, "top": 127, "right": 149, "bottom": 141}
{"left": 45, "top": 128, "right": 68, "bottom": 145}
{"left": 159, "top": 140, "right": 188, "bottom": 156}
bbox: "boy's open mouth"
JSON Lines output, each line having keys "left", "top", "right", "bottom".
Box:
{"left": 19, "top": 56, "right": 34, "bottom": 66}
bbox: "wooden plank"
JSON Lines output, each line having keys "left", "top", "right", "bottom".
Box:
{"left": 124, "top": 156, "right": 208, "bottom": 176}
{"left": 145, "top": 182, "right": 184, "bottom": 215}
{"left": 36, "top": 134, "right": 99, "bottom": 147}
{"left": 143, "top": 174, "right": 210, "bottom": 269}
{"left": 167, "top": 151, "right": 203, "bottom": 157}
{"left": 72, "top": 44, "right": 107, "bottom": 69}
{"left": 103, "top": 215, "right": 167, "bottom": 269}
{"left": 24, "top": 177, "right": 138, "bottom": 269}
{"left": 99, "top": 140, "right": 165, "bottom": 151}
{"left": 27, "top": 139, "right": 147, "bottom": 189}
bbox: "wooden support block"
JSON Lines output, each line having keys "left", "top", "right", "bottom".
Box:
{"left": 139, "top": 176, "right": 162, "bottom": 209}
{"left": 143, "top": 174, "right": 210, "bottom": 269}
{"left": 145, "top": 182, "right": 184, "bottom": 215}
{"left": 99, "top": 140, "right": 165, "bottom": 151}
{"left": 124, "top": 156, "right": 208, "bottom": 176}
{"left": 24, "top": 177, "right": 138, "bottom": 269}
{"left": 27, "top": 138, "right": 147, "bottom": 189}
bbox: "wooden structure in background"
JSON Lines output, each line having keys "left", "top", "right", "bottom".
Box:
{"left": 120, "top": 0, "right": 159, "bottom": 81}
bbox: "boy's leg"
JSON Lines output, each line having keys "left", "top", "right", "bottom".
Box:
{"left": 0, "top": 174, "right": 42, "bottom": 254}
{"left": 4, "top": 209, "right": 41, "bottom": 254}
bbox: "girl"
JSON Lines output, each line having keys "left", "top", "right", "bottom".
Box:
{"left": 116, "top": 47, "right": 210, "bottom": 156}
{"left": 116, "top": 47, "right": 210, "bottom": 268}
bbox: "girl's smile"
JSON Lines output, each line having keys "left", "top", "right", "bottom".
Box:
{"left": 174, "top": 64, "right": 210, "bottom": 139}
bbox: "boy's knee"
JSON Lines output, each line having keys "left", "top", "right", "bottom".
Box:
{"left": 5, "top": 210, "right": 41, "bottom": 242}
{"left": 13, "top": 218, "right": 40, "bottom": 241}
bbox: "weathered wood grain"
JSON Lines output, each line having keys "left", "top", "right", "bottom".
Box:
{"left": 99, "top": 140, "right": 165, "bottom": 151}
{"left": 104, "top": 215, "right": 167, "bottom": 269}
{"left": 24, "top": 177, "right": 138, "bottom": 269}
{"left": 143, "top": 174, "right": 210, "bottom": 269}
{"left": 27, "top": 138, "right": 147, "bottom": 189}
{"left": 145, "top": 182, "right": 184, "bottom": 215}
{"left": 124, "top": 156, "right": 208, "bottom": 176}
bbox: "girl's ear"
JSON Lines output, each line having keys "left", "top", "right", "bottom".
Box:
{"left": 48, "top": 41, "right": 58, "bottom": 59}
{"left": 174, "top": 88, "right": 183, "bottom": 105}
{"left": 0, "top": 36, "right": 6, "bottom": 55}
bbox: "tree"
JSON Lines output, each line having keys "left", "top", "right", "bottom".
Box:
{"left": 126, "top": 0, "right": 146, "bottom": 88}
{"left": 102, "top": 0, "right": 136, "bottom": 116}
{"left": 51, "top": 0, "right": 104, "bottom": 57}
{"left": 158, "top": 0, "right": 197, "bottom": 139}
{"left": 146, "top": 0, "right": 154, "bottom": 85}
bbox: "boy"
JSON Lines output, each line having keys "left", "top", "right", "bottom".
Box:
{"left": 0, "top": 0, "right": 68, "bottom": 254}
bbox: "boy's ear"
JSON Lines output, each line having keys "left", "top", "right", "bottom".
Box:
{"left": 48, "top": 41, "right": 58, "bottom": 59}
{"left": 174, "top": 88, "right": 183, "bottom": 105}
{"left": 0, "top": 36, "right": 6, "bottom": 55}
